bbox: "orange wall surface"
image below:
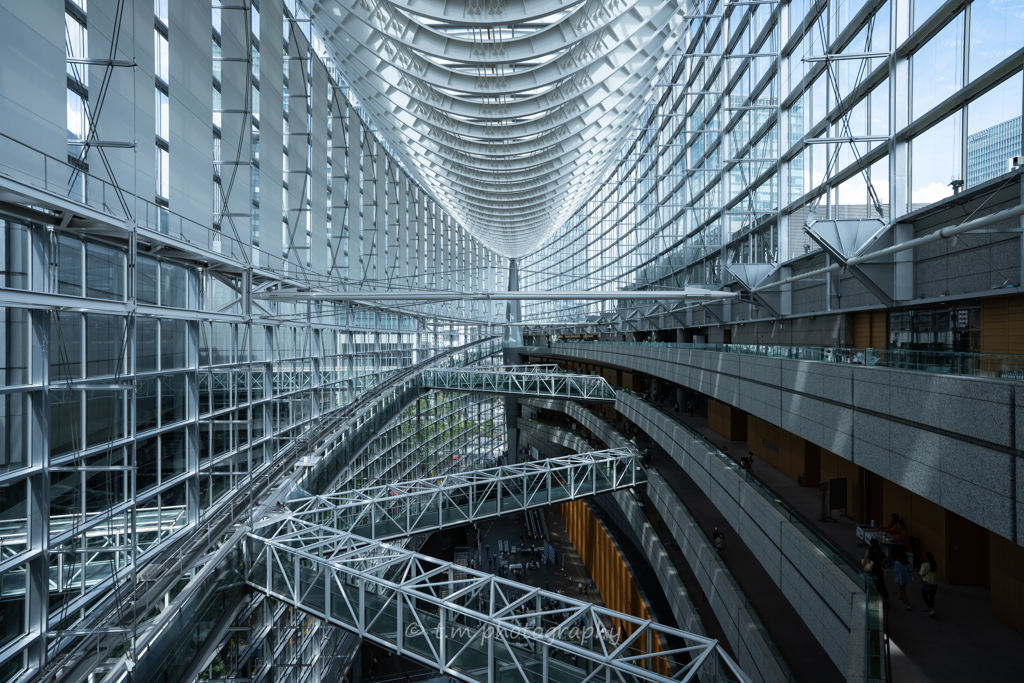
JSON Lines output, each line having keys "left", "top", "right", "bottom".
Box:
{"left": 558, "top": 499, "right": 668, "bottom": 675}
{"left": 981, "top": 293, "right": 1024, "bottom": 354}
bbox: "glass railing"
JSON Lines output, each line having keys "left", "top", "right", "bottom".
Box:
{"left": 623, "top": 392, "right": 888, "bottom": 682}
{"left": 540, "top": 339, "right": 1024, "bottom": 381}
{"left": 135, "top": 545, "right": 244, "bottom": 683}
{"left": 627, "top": 392, "right": 863, "bottom": 581}
{"left": 647, "top": 470, "right": 796, "bottom": 683}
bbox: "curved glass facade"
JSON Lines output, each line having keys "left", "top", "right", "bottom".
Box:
{"left": 519, "top": 0, "right": 1023, "bottom": 324}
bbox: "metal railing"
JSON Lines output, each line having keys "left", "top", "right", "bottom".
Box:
{"left": 422, "top": 368, "right": 617, "bottom": 402}
{"left": 246, "top": 525, "right": 749, "bottom": 683}
{"left": 541, "top": 339, "right": 1024, "bottom": 381}
{"left": 619, "top": 392, "right": 888, "bottom": 682}
{"left": 269, "top": 449, "right": 644, "bottom": 542}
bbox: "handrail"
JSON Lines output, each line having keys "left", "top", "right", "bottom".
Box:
{"left": 536, "top": 339, "right": 1024, "bottom": 382}
{"left": 625, "top": 391, "right": 865, "bottom": 581}
{"left": 646, "top": 470, "right": 797, "bottom": 683}
{"left": 617, "top": 391, "right": 888, "bottom": 682}
{"left": 527, "top": 400, "right": 795, "bottom": 683}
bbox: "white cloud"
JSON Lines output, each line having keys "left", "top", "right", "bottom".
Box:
{"left": 912, "top": 182, "right": 953, "bottom": 205}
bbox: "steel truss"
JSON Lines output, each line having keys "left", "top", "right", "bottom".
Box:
{"left": 421, "top": 367, "right": 617, "bottom": 402}
{"left": 247, "top": 526, "right": 748, "bottom": 683}
{"left": 265, "top": 449, "right": 642, "bottom": 542}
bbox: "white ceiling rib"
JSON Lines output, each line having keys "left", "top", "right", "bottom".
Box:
{"left": 307, "top": 0, "right": 689, "bottom": 257}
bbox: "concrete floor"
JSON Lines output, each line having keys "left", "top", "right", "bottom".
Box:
{"left": 654, "top": 400, "right": 1024, "bottom": 683}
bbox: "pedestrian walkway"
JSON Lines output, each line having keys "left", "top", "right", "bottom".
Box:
{"left": 642, "top": 389, "right": 1024, "bottom": 683}
{"left": 526, "top": 407, "right": 841, "bottom": 682}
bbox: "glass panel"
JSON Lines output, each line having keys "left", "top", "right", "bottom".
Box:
{"left": 51, "top": 312, "right": 83, "bottom": 381}
{"left": 85, "top": 242, "right": 125, "bottom": 301}
{"left": 161, "top": 318, "right": 187, "bottom": 370}
{"left": 0, "top": 394, "right": 29, "bottom": 474}
{"left": 161, "top": 374, "right": 186, "bottom": 426}
{"left": 160, "top": 429, "right": 187, "bottom": 480}
{"left": 968, "top": 0, "right": 1024, "bottom": 81}
{"left": 0, "top": 308, "right": 29, "bottom": 387}
{"left": 138, "top": 256, "right": 159, "bottom": 305}
{"left": 137, "top": 318, "right": 158, "bottom": 372}
{"left": 58, "top": 235, "right": 83, "bottom": 295}
{"left": 0, "top": 565, "right": 26, "bottom": 650}
{"left": 50, "top": 389, "right": 81, "bottom": 457}
{"left": 966, "top": 73, "right": 1023, "bottom": 188}
{"left": 160, "top": 261, "right": 187, "bottom": 309}
{"left": 0, "top": 222, "right": 30, "bottom": 291}
{"left": 911, "top": 14, "right": 965, "bottom": 120}
{"left": 911, "top": 113, "right": 961, "bottom": 209}
{"left": 85, "top": 390, "right": 124, "bottom": 448}
{"left": 137, "top": 378, "right": 158, "bottom": 432}
{"left": 137, "top": 435, "right": 159, "bottom": 492}
{"left": 84, "top": 449, "right": 128, "bottom": 512}
{"left": 86, "top": 314, "right": 124, "bottom": 377}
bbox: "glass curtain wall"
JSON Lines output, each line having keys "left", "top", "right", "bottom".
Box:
{"left": 519, "top": 0, "right": 1024, "bottom": 325}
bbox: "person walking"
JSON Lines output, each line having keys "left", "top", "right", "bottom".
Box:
{"left": 919, "top": 551, "right": 939, "bottom": 616}
{"left": 656, "top": 513, "right": 662, "bottom": 529}
{"left": 893, "top": 548, "right": 912, "bottom": 610}
{"left": 714, "top": 531, "right": 726, "bottom": 558}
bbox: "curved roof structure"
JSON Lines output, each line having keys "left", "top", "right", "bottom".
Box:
{"left": 307, "top": 0, "right": 690, "bottom": 257}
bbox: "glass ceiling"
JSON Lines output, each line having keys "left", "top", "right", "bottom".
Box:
{"left": 304, "top": 0, "right": 691, "bottom": 257}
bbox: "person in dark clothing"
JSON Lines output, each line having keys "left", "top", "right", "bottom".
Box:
{"left": 862, "top": 538, "right": 889, "bottom": 600}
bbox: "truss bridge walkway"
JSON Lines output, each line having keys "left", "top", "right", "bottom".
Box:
{"left": 420, "top": 366, "right": 617, "bottom": 402}
{"left": 247, "top": 514, "right": 747, "bottom": 683}
{"left": 261, "top": 449, "right": 643, "bottom": 543}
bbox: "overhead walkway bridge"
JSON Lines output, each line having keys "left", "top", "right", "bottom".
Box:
{"left": 421, "top": 365, "right": 617, "bottom": 402}
{"left": 45, "top": 337, "right": 502, "bottom": 683}
{"left": 258, "top": 449, "right": 644, "bottom": 542}
{"left": 246, "top": 453, "right": 747, "bottom": 683}
{"left": 85, "top": 339, "right": 750, "bottom": 683}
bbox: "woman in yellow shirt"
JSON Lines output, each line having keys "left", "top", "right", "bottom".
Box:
{"left": 919, "top": 551, "right": 939, "bottom": 616}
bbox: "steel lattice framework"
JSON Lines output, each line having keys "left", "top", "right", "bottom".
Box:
{"left": 263, "top": 449, "right": 642, "bottom": 541}
{"left": 305, "top": 0, "right": 693, "bottom": 256}
{"left": 247, "top": 454, "right": 745, "bottom": 683}
{"left": 421, "top": 367, "right": 617, "bottom": 401}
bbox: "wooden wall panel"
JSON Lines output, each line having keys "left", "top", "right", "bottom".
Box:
{"left": 819, "top": 450, "right": 865, "bottom": 521}
{"left": 853, "top": 312, "right": 872, "bottom": 349}
{"left": 871, "top": 309, "right": 888, "bottom": 348}
{"left": 981, "top": 293, "right": 1024, "bottom": 354}
{"left": 911, "top": 494, "right": 947, "bottom": 570}
{"left": 946, "top": 512, "right": 988, "bottom": 587}
{"left": 881, "top": 479, "right": 913, "bottom": 530}
{"left": 852, "top": 310, "right": 889, "bottom": 349}
{"left": 708, "top": 399, "right": 746, "bottom": 442}
{"left": 990, "top": 533, "right": 1024, "bottom": 632}
{"left": 559, "top": 500, "right": 668, "bottom": 673}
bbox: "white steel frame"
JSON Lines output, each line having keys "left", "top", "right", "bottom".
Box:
{"left": 248, "top": 522, "right": 749, "bottom": 683}
{"left": 421, "top": 368, "right": 617, "bottom": 402}
{"left": 266, "top": 449, "right": 643, "bottom": 541}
